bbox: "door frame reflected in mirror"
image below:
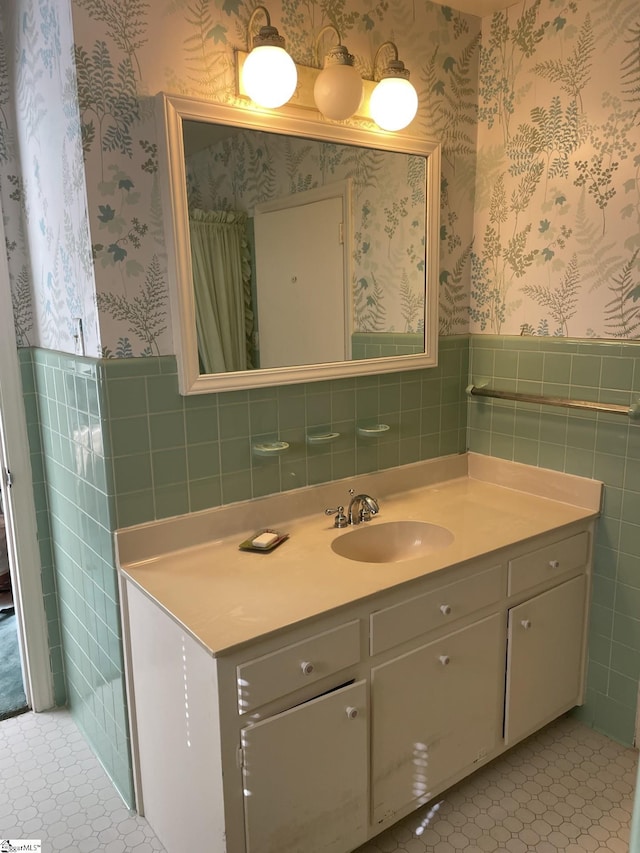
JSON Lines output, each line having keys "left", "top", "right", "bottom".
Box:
{"left": 157, "top": 92, "right": 441, "bottom": 395}
{"left": 253, "top": 180, "right": 353, "bottom": 368}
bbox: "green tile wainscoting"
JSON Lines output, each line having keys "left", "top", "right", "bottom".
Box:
{"left": 351, "top": 332, "right": 425, "bottom": 360}
{"left": 104, "top": 336, "right": 468, "bottom": 529}
{"left": 18, "top": 333, "right": 640, "bottom": 812}
{"left": 18, "top": 337, "right": 468, "bottom": 807}
{"left": 18, "top": 352, "right": 65, "bottom": 707}
{"left": 468, "top": 334, "right": 640, "bottom": 747}
{"left": 23, "top": 348, "right": 134, "bottom": 808}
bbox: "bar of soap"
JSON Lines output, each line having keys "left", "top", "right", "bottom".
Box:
{"left": 251, "top": 531, "right": 280, "bottom": 549}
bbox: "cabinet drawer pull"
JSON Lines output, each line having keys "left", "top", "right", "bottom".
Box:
{"left": 520, "top": 619, "right": 532, "bottom": 630}
{"left": 440, "top": 604, "right": 452, "bottom": 616}
{"left": 345, "top": 706, "right": 359, "bottom": 719}
{"left": 300, "top": 661, "right": 315, "bottom": 675}
{"left": 439, "top": 655, "right": 450, "bottom": 666}
{"left": 548, "top": 560, "right": 560, "bottom": 569}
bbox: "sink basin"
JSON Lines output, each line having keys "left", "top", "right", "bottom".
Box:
{"left": 331, "top": 520, "right": 454, "bottom": 563}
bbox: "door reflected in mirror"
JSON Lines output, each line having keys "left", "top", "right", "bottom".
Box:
{"left": 158, "top": 94, "right": 440, "bottom": 393}
{"left": 252, "top": 185, "right": 349, "bottom": 369}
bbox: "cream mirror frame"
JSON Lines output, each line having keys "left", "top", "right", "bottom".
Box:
{"left": 157, "top": 92, "right": 441, "bottom": 395}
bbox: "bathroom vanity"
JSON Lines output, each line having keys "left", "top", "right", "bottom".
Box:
{"left": 116, "top": 454, "right": 602, "bottom": 853}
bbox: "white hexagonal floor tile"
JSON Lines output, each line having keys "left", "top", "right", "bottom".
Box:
{"left": 355, "top": 715, "right": 636, "bottom": 853}
{"left": 0, "top": 710, "right": 166, "bottom": 852}
{"left": 1, "top": 709, "right": 636, "bottom": 852}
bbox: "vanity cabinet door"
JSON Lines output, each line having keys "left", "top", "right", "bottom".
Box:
{"left": 241, "top": 679, "right": 368, "bottom": 853}
{"left": 505, "top": 574, "right": 587, "bottom": 746}
{"left": 371, "top": 614, "right": 505, "bottom": 827}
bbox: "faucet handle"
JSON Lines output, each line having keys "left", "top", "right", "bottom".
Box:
{"left": 325, "top": 505, "right": 348, "bottom": 528}
{"left": 360, "top": 495, "right": 380, "bottom": 521}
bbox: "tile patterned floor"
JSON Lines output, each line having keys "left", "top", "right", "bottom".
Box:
{"left": 0, "top": 708, "right": 165, "bottom": 852}
{"left": 356, "top": 715, "right": 638, "bottom": 853}
{"left": 0, "top": 709, "right": 636, "bottom": 852}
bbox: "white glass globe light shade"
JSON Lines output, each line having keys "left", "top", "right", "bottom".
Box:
{"left": 370, "top": 76, "right": 418, "bottom": 131}
{"left": 242, "top": 45, "right": 297, "bottom": 109}
{"left": 314, "top": 63, "right": 363, "bottom": 121}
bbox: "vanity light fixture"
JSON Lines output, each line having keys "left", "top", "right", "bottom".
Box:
{"left": 370, "top": 41, "right": 418, "bottom": 131}
{"left": 313, "top": 25, "right": 363, "bottom": 122}
{"left": 241, "top": 5, "right": 297, "bottom": 109}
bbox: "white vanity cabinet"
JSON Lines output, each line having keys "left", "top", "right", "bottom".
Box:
{"left": 234, "top": 620, "right": 368, "bottom": 853}
{"left": 371, "top": 613, "right": 506, "bottom": 826}
{"left": 240, "top": 679, "right": 368, "bottom": 853}
{"left": 124, "top": 582, "right": 370, "bottom": 853}
{"left": 124, "top": 582, "right": 228, "bottom": 853}
{"left": 121, "top": 520, "right": 594, "bottom": 853}
{"left": 504, "top": 530, "right": 590, "bottom": 745}
{"left": 235, "top": 620, "right": 361, "bottom": 714}
{"left": 505, "top": 575, "right": 587, "bottom": 744}
{"left": 367, "top": 561, "right": 507, "bottom": 827}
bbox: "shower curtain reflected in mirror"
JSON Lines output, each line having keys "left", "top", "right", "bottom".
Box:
{"left": 189, "top": 209, "right": 253, "bottom": 374}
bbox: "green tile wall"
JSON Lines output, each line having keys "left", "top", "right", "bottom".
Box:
{"left": 103, "top": 336, "right": 469, "bottom": 528}
{"left": 29, "top": 349, "right": 133, "bottom": 807}
{"left": 351, "top": 332, "right": 425, "bottom": 360}
{"left": 24, "top": 333, "right": 637, "bottom": 807}
{"left": 18, "top": 351, "right": 66, "bottom": 706}
{"left": 468, "top": 335, "right": 640, "bottom": 746}
{"left": 23, "top": 337, "right": 468, "bottom": 808}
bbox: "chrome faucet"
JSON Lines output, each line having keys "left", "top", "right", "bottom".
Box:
{"left": 324, "top": 489, "right": 381, "bottom": 527}
{"left": 347, "top": 491, "right": 380, "bottom": 525}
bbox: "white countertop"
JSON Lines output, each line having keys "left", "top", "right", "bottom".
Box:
{"left": 116, "top": 454, "right": 602, "bottom": 656}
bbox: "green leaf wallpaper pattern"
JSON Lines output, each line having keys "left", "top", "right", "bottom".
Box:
{"left": 74, "top": 40, "right": 140, "bottom": 168}
{"left": 67, "top": 0, "right": 481, "bottom": 354}
{"left": 1, "top": 0, "right": 96, "bottom": 355}
{"left": 532, "top": 14, "right": 594, "bottom": 111}
{"left": 3, "top": 0, "right": 640, "bottom": 357}
{"left": 474, "top": 0, "right": 640, "bottom": 336}
{"left": 178, "top": 0, "right": 232, "bottom": 97}
{"left": 96, "top": 253, "right": 167, "bottom": 355}
{"left": 75, "top": 0, "right": 149, "bottom": 80}
{"left": 0, "top": 26, "right": 10, "bottom": 164}
{"left": 604, "top": 248, "right": 640, "bottom": 338}
{"left": 523, "top": 252, "right": 580, "bottom": 337}
{"left": 11, "top": 266, "right": 34, "bottom": 347}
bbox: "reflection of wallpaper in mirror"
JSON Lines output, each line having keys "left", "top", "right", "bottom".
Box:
{"left": 184, "top": 127, "right": 426, "bottom": 337}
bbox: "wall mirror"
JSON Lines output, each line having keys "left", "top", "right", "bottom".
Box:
{"left": 157, "top": 92, "right": 441, "bottom": 394}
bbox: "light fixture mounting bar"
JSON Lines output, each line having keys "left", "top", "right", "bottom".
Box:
{"left": 235, "top": 49, "right": 377, "bottom": 123}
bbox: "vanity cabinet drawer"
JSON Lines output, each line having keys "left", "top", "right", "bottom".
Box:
{"left": 508, "top": 531, "right": 589, "bottom": 597}
{"left": 237, "top": 620, "right": 361, "bottom": 713}
{"left": 370, "top": 565, "right": 505, "bottom": 656}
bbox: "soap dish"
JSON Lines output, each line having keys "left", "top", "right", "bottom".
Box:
{"left": 306, "top": 431, "right": 340, "bottom": 445}
{"left": 252, "top": 440, "right": 289, "bottom": 457}
{"left": 357, "top": 423, "right": 390, "bottom": 438}
{"left": 239, "top": 528, "right": 289, "bottom": 553}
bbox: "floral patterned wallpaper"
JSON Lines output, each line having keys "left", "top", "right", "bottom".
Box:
{"left": 1, "top": 0, "right": 480, "bottom": 357}
{"left": 473, "top": 0, "right": 640, "bottom": 337}
{"left": 2, "top": 0, "right": 639, "bottom": 354}
{"left": 71, "top": 0, "right": 480, "bottom": 355}
{"left": 0, "top": 1, "right": 97, "bottom": 354}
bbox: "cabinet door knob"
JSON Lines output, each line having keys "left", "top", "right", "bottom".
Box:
{"left": 440, "top": 604, "right": 452, "bottom": 616}
{"left": 345, "top": 706, "right": 359, "bottom": 719}
{"left": 548, "top": 560, "right": 560, "bottom": 569}
{"left": 439, "top": 655, "right": 450, "bottom": 666}
{"left": 300, "top": 661, "right": 315, "bottom": 675}
{"left": 520, "top": 619, "right": 532, "bottom": 630}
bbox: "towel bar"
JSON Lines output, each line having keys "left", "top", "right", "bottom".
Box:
{"left": 466, "top": 384, "right": 640, "bottom": 420}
